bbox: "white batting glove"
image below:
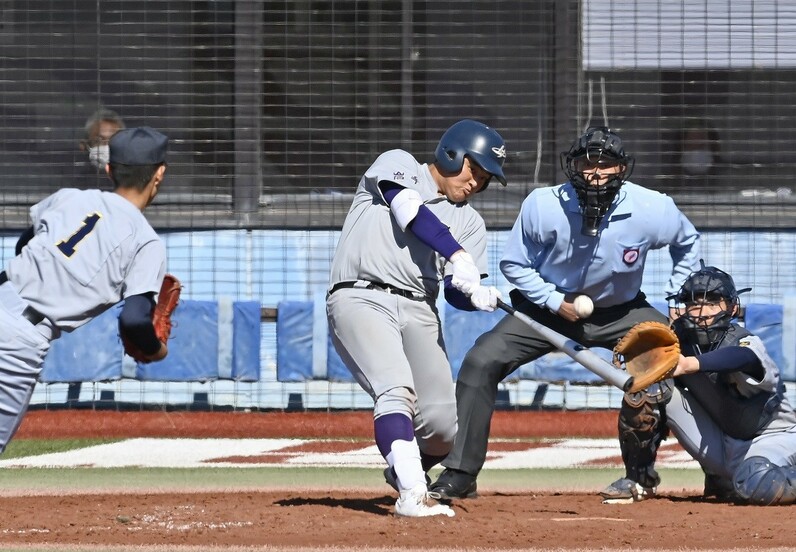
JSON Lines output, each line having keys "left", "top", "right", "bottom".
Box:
{"left": 470, "top": 286, "right": 502, "bottom": 312}
{"left": 450, "top": 251, "right": 482, "bottom": 296}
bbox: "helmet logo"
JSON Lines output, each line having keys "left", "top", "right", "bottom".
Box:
{"left": 492, "top": 145, "right": 506, "bottom": 159}
{"left": 622, "top": 248, "right": 639, "bottom": 265}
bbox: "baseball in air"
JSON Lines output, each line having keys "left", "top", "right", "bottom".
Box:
{"left": 573, "top": 295, "right": 594, "bottom": 318}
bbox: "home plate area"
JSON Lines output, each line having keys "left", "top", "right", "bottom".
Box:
{"left": 0, "top": 438, "right": 699, "bottom": 469}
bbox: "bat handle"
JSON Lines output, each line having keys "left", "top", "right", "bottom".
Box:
{"left": 496, "top": 298, "right": 515, "bottom": 315}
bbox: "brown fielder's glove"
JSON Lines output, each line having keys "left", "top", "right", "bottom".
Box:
{"left": 613, "top": 321, "right": 680, "bottom": 394}
{"left": 122, "top": 274, "right": 182, "bottom": 363}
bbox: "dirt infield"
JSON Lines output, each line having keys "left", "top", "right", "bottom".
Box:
{"left": 2, "top": 490, "right": 791, "bottom": 550}
{"left": 15, "top": 409, "right": 619, "bottom": 439}
{"left": 3, "top": 410, "right": 790, "bottom": 551}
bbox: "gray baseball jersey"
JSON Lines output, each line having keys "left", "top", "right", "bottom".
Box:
{"left": 666, "top": 333, "right": 796, "bottom": 480}
{"left": 329, "top": 149, "right": 488, "bottom": 296}
{"left": 7, "top": 188, "right": 166, "bottom": 332}
{"left": 327, "top": 149, "right": 489, "bottom": 455}
{"left": 0, "top": 187, "right": 166, "bottom": 453}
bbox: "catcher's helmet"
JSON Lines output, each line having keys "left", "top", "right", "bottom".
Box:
{"left": 560, "top": 126, "right": 635, "bottom": 237}
{"left": 435, "top": 119, "right": 507, "bottom": 191}
{"left": 669, "top": 260, "right": 752, "bottom": 352}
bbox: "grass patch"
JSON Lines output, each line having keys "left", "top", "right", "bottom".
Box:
{"left": 4, "top": 438, "right": 121, "bottom": 458}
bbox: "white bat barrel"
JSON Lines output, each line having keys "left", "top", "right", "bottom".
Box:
{"left": 496, "top": 300, "right": 634, "bottom": 392}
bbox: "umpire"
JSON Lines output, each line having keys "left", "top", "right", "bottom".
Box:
{"left": 430, "top": 126, "right": 701, "bottom": 502}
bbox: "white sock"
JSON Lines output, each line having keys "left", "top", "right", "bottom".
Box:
{"left": 386, "top": 438, "right": 426, "bottom": 491}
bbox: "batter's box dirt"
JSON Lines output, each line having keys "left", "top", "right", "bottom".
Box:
{"left": 0, "top": 491, "right": 790, "bottom": 550}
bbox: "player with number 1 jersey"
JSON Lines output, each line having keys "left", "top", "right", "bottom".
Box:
{"left": 0, "top": 126, "right": 170, "bottom": 456}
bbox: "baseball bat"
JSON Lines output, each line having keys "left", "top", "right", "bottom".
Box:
{"left": 496, "top": 299, "right": 634, "bottom": 392}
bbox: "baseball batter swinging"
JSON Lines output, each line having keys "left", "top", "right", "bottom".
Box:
{"left": 0, "top": 127, "right": 172, "bottom": 455}
{"left": 326, "top": 119, "right": 507, "bottom": 517}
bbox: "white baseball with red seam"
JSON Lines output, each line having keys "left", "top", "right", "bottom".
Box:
{"left": 573, "top": 295, "right": 594, "bottom": 318}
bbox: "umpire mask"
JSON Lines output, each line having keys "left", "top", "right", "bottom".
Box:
{"left": 560, "top": 127, "right": 633, "bottom": 237}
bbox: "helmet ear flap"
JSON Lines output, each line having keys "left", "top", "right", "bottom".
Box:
{"left": 441, "top": 147, "right": 460, "bottom": 166}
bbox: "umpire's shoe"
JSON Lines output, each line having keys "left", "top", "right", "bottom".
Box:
{"left": 429, "top": 468, "right": 478, "bottom": 499}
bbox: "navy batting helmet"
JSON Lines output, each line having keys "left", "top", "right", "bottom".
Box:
{"left": 434, "top": 119, "right": 507, "bottom": 191}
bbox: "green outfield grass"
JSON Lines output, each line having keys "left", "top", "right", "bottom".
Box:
{"left": 0, "top": 465, "right": 703, "bottom": 494}
{"left": 3, "top": 438, "right": 121, "bottom": 458}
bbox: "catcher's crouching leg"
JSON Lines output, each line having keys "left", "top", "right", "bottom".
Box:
{"left": 601, "top": 384, "right": 671, "bottom": 503}
{"left": 733, "top": 456, "right": 796, "bottom": 505}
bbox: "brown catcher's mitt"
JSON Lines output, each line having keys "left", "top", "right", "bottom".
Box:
{"left": 122, "top": 274, "right": 182, "bottom": 363}
{"left": 613, "top": 321, "right": 680, "bottom": 394}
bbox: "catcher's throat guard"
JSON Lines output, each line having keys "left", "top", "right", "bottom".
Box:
{"left": 613, "top": 321, "right": 680, "bottom": 394}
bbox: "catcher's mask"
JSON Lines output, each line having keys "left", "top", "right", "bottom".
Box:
{"left": 668, "top": 261, "right": 752, "bottom": 353}
{"left": 560, "top": 126, "right": 634, "bottom": 237}
{"left": 435, "top": 119, "right": 507, "bottom": 192}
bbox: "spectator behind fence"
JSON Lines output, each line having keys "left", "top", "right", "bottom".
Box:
{"left": 78, "top": 108, "right": 126, "bottom": 182}
{"left": 678, "top": 120, "right": 722, "bottom": 180}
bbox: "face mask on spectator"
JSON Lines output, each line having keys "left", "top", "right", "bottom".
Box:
{"left": 89, "top": 144, "right": 110, "bottom": 168}
{"left": 681, "top": 149, "right": 713, "bottom": 175}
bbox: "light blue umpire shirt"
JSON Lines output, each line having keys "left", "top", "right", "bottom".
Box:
{"left": 500, "top": 181, "right": 700, "bottom": 313}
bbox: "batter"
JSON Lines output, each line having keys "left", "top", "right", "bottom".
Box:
{"left": 327, "top": 119, "right": 507, "bottom": 517}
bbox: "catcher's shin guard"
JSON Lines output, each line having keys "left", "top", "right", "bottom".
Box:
{"left": 617, "top": 396, "right": 667, "bottom": 488}
{"left": 733, "top": 456, "right": 796, "bottom": 505}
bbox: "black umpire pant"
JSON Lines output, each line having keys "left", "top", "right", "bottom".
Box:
{"left": 442, "top": 290, "right": 668, "bottom": 476}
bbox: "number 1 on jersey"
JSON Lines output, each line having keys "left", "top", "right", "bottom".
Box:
{"left": 56, "top": 212, "right": 102, "bottom": 257}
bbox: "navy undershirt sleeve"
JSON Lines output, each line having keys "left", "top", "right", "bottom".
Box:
{"left": 444, "top": 275, "right": 476, "bottom": 311}
{"left": 118, "top": 293, "right": 161, "bottom": 355}
{"left": 696, "top": 345, "right": 764, "bottom": 380}
{"left": 379, "top": 181, "right": 462, "bottom": 260}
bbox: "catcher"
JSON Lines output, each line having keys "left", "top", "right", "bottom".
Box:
{"left": 625, "top": 263, "right": 796, "bottom": 505}
{"left": 0, "top": 126, "right": 176, "bottom": 456}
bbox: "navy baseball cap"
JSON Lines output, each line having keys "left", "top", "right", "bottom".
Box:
{"left": 109, "top": 126, "right": 168, "bottom": 165}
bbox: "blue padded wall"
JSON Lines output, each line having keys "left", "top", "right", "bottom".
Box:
{"left": 232, "top": 301, "right": 262, "bottom": 381}
{"left": 39, "top": 300, "right": 260, "bottom": 383}
{"left": 276, "top": 301, "right": 314, "bottom": 382}
{"left": 136, "top": 301, "right": 219, "bottom": 381}
{"left": 41, "top": 307, "right": 123, "bottom": 383}
{"left": 276, "top": 300, "right": 793, "bottom": 384}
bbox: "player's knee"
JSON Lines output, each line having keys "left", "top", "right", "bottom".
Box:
{"left": 374, "top": 386, "right": 416, "bottom": 419}
{"left": 416, "top": 405, "right": 457, "bottom": 456}
{"left": 734, "top": 456, "right": 796, "bottom": 505}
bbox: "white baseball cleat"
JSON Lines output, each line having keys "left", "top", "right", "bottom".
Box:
{"left": 395, "top": 484, "right": 455, "bottom": 517}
